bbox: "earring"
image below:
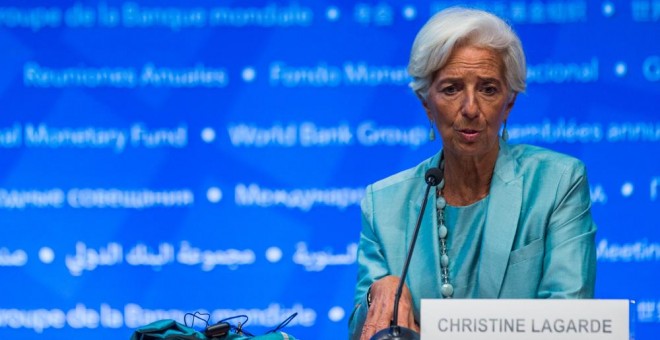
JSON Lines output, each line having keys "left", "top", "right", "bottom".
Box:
{"left": 502, "top": 120, "right": 509, "bottom": 142}
{"left": 428, "top": 121, "right": 436, "bottom": 141}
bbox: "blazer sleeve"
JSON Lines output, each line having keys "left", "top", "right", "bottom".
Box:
{"left": 348, "top": 184, "right": 391, "bottom": 340}
{"left": 537, "top": 160, "right": 597, "bottom": 298}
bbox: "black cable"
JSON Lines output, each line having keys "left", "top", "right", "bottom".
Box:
{"left": 219, "top": 315, "right": 254, "bottom": 337}
{"left": 184, "top": 311, "right": 210, "bottom": 329}
{"left": 266, "top": 312, "right": 298, "bottom": 333}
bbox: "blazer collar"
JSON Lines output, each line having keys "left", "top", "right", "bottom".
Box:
{"left": 479, "top": 141, "right": 523, "bottom": 297}
{"left": 409, "top": 141, "right": 522, "bottom": 298}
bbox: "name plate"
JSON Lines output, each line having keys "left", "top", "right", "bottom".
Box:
{"left": 421, "top": 299, "right": 629, "bottom": 340}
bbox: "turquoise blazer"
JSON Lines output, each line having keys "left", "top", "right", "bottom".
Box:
{"left": 349, "top": 142, "right": 597, "bottom": 339}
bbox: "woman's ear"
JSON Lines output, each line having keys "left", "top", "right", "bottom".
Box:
{"left": 509, "top": 93, "right": 517, "bottom": 107}
{"left": 417, "top": 89, "right": 435, "bottom": 120}
{"left": 503, "top": 93, "right": 517, "bottom": 120}
{"left": 421, "top": 99, "right": 433, "bottom": 121}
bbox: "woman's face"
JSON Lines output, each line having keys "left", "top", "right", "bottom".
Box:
{"left": 424, "top": 45, "right": 515, "bottom": 160}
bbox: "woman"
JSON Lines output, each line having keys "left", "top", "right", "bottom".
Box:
{"left": 349, "top": 7, "right": 597, "bottom": 340}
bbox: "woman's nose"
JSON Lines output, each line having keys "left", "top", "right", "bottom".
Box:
{"left": 461, "top": 91, "right": 479, "bottom": 119}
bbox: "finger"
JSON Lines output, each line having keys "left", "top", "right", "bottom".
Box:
{"left": 364, "top": 312, "right": 392, "bottom": 338}
{"left": 375, "top": 319, "right": 390, "bottom": 332}
{"left": 360, "top": 323, "right": 375, "bottom": 340}
{"left": 362, "top": 320, "right": 391, "bottom": 340}
{"left": 399, "top": 307, "right": 412, "bottom": 328}
{"left": 408, "top": 311, "right": 419, "bottom": 332}
{"left": 361, "top": 305, "right": 388, "bottom": 340}
{"left": 394, "top": 303, "right": 412, "bottom": 329}
{"left": 391, "top": 292, "right": 417, "bottom": 332}
{"left": 412, "top": 318, "right": 421, "bottom": 333}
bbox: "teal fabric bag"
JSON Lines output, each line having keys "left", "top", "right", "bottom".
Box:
{"left": 130, "top": 319, "right": 297, "bottom": 340}
{"left": 130, "top": 319, "right": 206, "bottom": 340}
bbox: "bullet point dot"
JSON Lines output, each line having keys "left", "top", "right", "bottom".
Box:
{"left": 242, "top": 67, "right": 256, "bottom": 82}
{"left": 602, "top": 2, "right": 615, "bottom": 17}
{"left": 39, "top": 247, "right": 55, "bottom": 264}
{"left": 614, "top": 62, "right": 627, "bottom": 77}
{"left": 621, "top": 182, "right": 634, "bottom": 197}
{"left": 201, "top": 127, "right": 216, "bottom": 143}
{"left": 265, "top": 247, "right": 283, "bottom": 263}
{"left": 402, "top": 5, "right": 417, "bottom": 20}
{"left": 207, "top": 187, "right": 222, "bottom": 203}
{"left": 328, "top": 306, "right": 345, "bottom": 322}
{"left": 326, "top": 7, "right": 340, "bottom": 21}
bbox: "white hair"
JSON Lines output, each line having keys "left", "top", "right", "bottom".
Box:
{"left": 408, "top": 7, "right": 527, "bottom": 100}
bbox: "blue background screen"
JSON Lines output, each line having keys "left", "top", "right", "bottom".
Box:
{"left": 0, "top": 1, "right": 658, "bottom": 339}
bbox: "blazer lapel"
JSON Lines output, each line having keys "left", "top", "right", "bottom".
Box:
{"left": 406, "top": 154, "right": 442, "bottom": 303}
{"left": 479, "top": 142, "right": 523, "bottom": 297}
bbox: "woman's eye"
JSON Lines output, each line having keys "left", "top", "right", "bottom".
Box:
{"left": 442, "top": 86, "right": 457, "bottom": 95}
{"left": 482, "top": 86, "right": 498, "bottom": 95}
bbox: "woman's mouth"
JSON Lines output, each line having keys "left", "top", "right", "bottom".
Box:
{"left": 457, "top": 129, "right": 481, "bottom": 142}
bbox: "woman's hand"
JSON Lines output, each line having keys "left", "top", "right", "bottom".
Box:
{"left": 360, "top": 275, "right": 419, "bottom": 340}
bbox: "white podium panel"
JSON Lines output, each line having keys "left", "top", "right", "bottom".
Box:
{"left": 421, "top": 299, "right": 629, "bottom": 340}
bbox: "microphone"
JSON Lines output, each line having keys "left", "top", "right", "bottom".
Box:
{"left": 371, "top": 167, "right": 443, "bottom": 340}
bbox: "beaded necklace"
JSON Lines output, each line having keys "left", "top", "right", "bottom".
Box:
{"left": 435, "top": 156, "right": 454, "bottom": 298}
